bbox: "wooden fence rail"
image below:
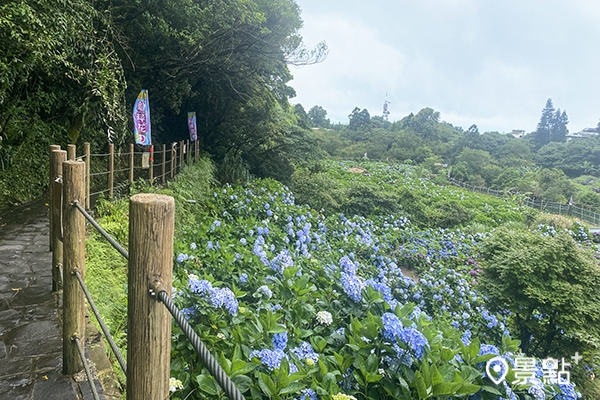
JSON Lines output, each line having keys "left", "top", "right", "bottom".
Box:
{"left": 50, "top": 141, "right": 199, "bottom": 211}
{"left": 49, "top": 144, "right": 178, "bottom": 397}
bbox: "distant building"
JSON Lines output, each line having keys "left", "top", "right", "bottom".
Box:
{"left": 566, "top": 129, "right": 598, "bottom": 142}
{"left": 511, "top": 129, "right": 526, "bottom": 139}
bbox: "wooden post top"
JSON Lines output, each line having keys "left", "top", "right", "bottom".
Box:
{"left": 130, "top": 193, "right": 174, "bottom": 205}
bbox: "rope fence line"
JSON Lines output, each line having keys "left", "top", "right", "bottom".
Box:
{"left": 72, "top": 201, "right": 129, "bottom": 259}
{"left": 73, "top": 270, "right": 127, "bottom": 374}
{"left": 156, "top": 290, "right": 245, "bottom": 400}
{"left": 448, "top": 177, "right": 600, "bottom": 226}
{"left": 51, "top": 144, "right": 243, "bottom": 399}
{"left": 73, "top": 335, "right": 102, "bottom": 400}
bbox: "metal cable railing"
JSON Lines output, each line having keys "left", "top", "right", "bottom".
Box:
{"left": 73, "top": 335, "right": 101, "bottom": 400}
{"left": 448, "top": 177, "right": 600, "bottom": 226}
{"left": 73, "top": 270, "right": 127, "bottom": 373}
{"left": 73, "top": 201, "right": 129, "bottom": 259}
{"left": 155, "top": 290, "right": 245, "bottom": 400}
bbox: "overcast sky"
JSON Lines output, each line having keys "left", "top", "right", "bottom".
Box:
{"left": 289, "top": 0, "right": 600, "bottom": 134}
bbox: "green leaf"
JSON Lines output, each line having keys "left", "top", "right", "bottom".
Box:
{"left": 366, "top": 372, "right": 383, "bottom": 383}
{"left": 433, "top": 382, "right": 460, "bottom": 396}
{"left": 431, "top": 364, "right": 443, "bottom": 386}
{"left": 457, "top": 383, "right": 481, "bottom": 395}
{"left": 441, "top": 347, "right": 454, "bottom": 361}
{"left": 279, "top": 382, "right": 305, "bottom": 395}
{"left": 366, "top": 353, "right": 379, "bottom": 374}
{"left": 231, "top": 375, "right": 252, "bottom": 393}
{"left": 311, "top": 335, "right": 327, "bottom": 352}
{"left": 414, "top": 371, "right": 429, "bottom": 399}
{"left": 196, "top": 374, "right": 217, "bottom": 396}
{"left": 258, "top": 373, "right": 274, "bottom": 397}
{"left": 421, "top": 361, "right": 431, "bottom": 388}
{"left": 277, "top": 358, "right": 290, "bottom": 389}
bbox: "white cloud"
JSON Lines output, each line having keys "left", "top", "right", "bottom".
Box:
{"left": 291, "top": 13, "right": 405, "bottom": 122}
{"left": 291, "top": 0, "right": 600, "bottom": 132}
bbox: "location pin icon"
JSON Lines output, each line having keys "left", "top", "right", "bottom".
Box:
{"left": 486, "top": 356, "right": 509, "bottom": 385}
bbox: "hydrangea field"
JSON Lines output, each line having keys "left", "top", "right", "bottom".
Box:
{"left": 168, "top": 162, "right": 582, "bottom": 400}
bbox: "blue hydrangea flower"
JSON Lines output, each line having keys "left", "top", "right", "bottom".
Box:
{"left": 256, "top": 285, "right": 273, "bottom": 299}
{"left": 527, "top": 379, "right": 546, "bottom": 400}
{"left": 189, "top": 242, "right": 197, "bottom": 250}
{"left": 176, "top": 253, "right": 189, "bottom": 263}
{"left": 249, "top": 349, "right": 286, "bottom": 370}
{"left": 398, "top": 327, "right": 428, "bottom": 359}
{"left": 239, "top": 273, "right": 248, "bottom": 283}
{"left": 272, "top": 331, "right": 288, "bottom": 351}
{"left": 382, "top": 312, "right": 403, "bottom": 341}
{"left": 290, "top": 342, "right": 319, "bottom": 363}
{"left": 341, "top": 272, "right": 364, "bottom": 302}
{"left": 297, "top": 388, "right": 317, "bottom": 400}
{"left": 555, "top": 382, "right": 579, "bottom": 400}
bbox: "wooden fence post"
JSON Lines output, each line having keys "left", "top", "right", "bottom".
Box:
{"left": 51, "top": 150, "right": 67, "bottom": 292}
{"left": 186, "top": 139, "right": 190, "bottom": 164}
{"left": 149, "top": 145, "right": 154, "bottom": 183}
{"left": 171, "top": 143, "right": 175, "bottom": 179}
{"left": 127, "top": 194, "right": 174, "bottom": 400}
{"left": 62, "top": 160, "right": 86, "bottom": 375}
{"left": 161, "top": 144, "right": 166, "bottom": 184}
{"left": 130, "top": 143, "right": 135, "bottom": 184}
{"left": 67, "top": 144, "right": 76, "bottom": 161}
{"left": 109, "top": 143, "right": 114, "bottom": 198}
{"left": 179, "top": 140, "right": 184, "bottom": 172}
{"left": 49, "top": 145, "right": 61, "bottom": 251}
{"left": 84, "top": 143, "right": 90, "bottom": 210}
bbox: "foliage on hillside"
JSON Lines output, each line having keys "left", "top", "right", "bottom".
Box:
{"left": 306, "top": 100, "right": 600, "bottom": 211}
{"left": 85, "top": 160, "right": 599, "bottom": 399}
{"left": 291, "top": 160, "right": 527, "bottom": 230}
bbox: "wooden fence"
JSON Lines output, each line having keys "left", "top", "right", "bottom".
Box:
{"left": 48, "top": 143, "right": 243, "bottom": 399}
{"left": 448, "top": 177, "right": 600, "bottom": 226}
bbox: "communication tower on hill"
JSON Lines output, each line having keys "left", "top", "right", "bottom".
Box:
{"left": 383, "top": 97, "right": 391, "bottom": 121}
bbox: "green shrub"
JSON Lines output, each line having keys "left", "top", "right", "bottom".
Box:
{"left": 480, "top": 228, "right": 600, "bottom": 362}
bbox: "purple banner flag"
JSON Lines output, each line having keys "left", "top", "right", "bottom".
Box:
{"left": 187, "top": 112, "right": 197, "bottom": 141}
{"left": 133, "top": 90, "right": 151, "bottom": 145}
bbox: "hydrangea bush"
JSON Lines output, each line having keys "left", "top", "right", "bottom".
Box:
{"left": 168, "top": 163, "right": 583, "bottom": 399}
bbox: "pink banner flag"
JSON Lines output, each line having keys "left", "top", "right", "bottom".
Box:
{"left": 133, "top": 90, "right": 151, "bottom": 145}
{"left": 187, "top": 112, "right": 197, "bottom": 141}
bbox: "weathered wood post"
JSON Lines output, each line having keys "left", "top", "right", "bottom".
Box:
{"left": 51, "top": 150, "right": 67, "bottom": 292}
{"left": 149, "top": 145, "right": 154, "bottom": 183}
{"left": 195, "top": 140, "right": 199, "bottom": 162}
{"left": 109, "top": 143, "right": 114, "bottom": 198}
{"left": 49, "top": 145, "right": 61, "bottom": 251}
{"left": 84, "top": 143, "right": 90, "bottom": 210}
{"left": 170, "top": 143, "right": 176, "bottom": 179}
{"left": 186, "top": 139, "right": 190, "bottom": 164}
{"left": 127, "top": 194, "right": 174, "bottom": 400}
{"left": 129, "top": 143, "right": 135, "bottom": 184}
{"left": 161, "top": 144, "right": 166, "bottom": 184}
{"left": 67, "top": 144, "right": 76, "bottom": 161}
{"left": 179, "top": 140, "right": 184, "bottom": 172}
{"left": 62, "top": 160, "right": 86, "bottom": 375}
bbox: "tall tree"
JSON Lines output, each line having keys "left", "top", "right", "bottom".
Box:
{"left": 110, "top": 0, "right": 326, "bottom": 175}
{"left": 534, "top": 98, "right": 568, "bottom": 149}
{"left": 534, "top": 98, "right": 555, "bottom": 149}
{"left": 307, "top": 105, "right": 329, "bottom": 128}
{"left": 347, "top": 107, "right": 371, "bottom": 130}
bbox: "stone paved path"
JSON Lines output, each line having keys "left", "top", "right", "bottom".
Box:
{"left": 0, "top": 199, "right": 99, "bottom": 399}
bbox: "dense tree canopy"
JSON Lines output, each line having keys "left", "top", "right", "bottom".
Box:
{"left": 0, "top": 0, "right": 326, "bottom": 205}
